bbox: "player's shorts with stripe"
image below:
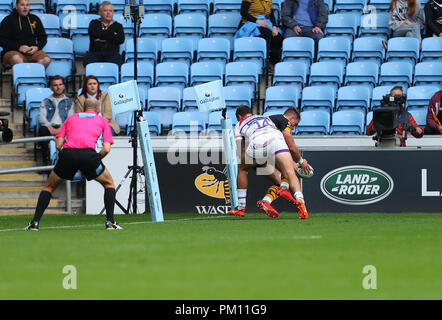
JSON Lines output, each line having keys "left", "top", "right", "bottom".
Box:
{"left": 245, "top": 131, "right": 289, "bottom": 164}
{"left": 54, "top": 148, "right": 105, "bottom": 181}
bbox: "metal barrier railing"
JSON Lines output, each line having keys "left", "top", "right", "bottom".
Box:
{"left": 0, "top": 136, "right": 77, "bottom": 214}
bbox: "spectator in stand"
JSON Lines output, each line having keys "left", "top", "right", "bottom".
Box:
{"left": 83, "top": 1, "right": 125, "bottom": 67}
{"left": 74, "top": 75, "right": 120, "bottom": 136}
{"left": 366, "top": 86, "right": 424, "bottom": 146}
{"left": 0, "top": 0, "right": 50, "bottom": 67}
{"left": 425, "top": 90, "right": 442, "bottom": 135}
{"left": 424, "top": 0, "right": 442, "bottom": 37}
{"left": 235, "top": 0, "right": 283, "bottom": 72}
{"left": 281, "top": 0, "right": 328, "bottom": 54}
{"left": 388, "top": 0, "right": 424, "bottom": 41}
{"left": 38, "top": 76, "right": 74, "bottom": 164}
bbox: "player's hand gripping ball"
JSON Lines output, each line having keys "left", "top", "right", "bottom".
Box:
{"left": 296, "top": 164, "right": 314, "bottom": 179}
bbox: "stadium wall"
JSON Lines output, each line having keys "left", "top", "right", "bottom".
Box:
{"left": 86, "top": 136, "right": 442, "bottom": 214}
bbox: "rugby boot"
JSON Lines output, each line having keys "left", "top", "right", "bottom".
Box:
{"left": 106, "top": 221, "right": 123, "bottom": 230}
{"left": 276, "top": 187, "right": 296, "bottom": 205}
{"left": 228, "top": 207, "right": 246, "bottom": 217}
{"left": 296, "top": 200, "right": 309, "bottom": 220}
{"left": 257, "top": 200, "right": 279, "bottom": 218}
{"left": 24, "top": 221, "right": 39, "bottom": 231}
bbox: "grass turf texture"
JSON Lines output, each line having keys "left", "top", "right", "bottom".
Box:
{"left": 0, "top": 212, "right": 441, "bottom": 300}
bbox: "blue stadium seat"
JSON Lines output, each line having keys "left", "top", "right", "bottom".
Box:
{"left": 208, "top": 12, "right": 242, "bottom": 48}
{"left": 334, "top": 0, "right": 367, "bottom": 12}
{"left": 223, "top": 85, "right": 253, "bottom": 108}
{"left": 114, "top": 110, "right": 134, "bottom": 135}
{"left": 406, "top": 86, "right": 441, "bottom": 111}
{"left": 197, "top": 37, "right": 231, "bottom": 66}
{"left": 147, "top": 87, "right": 182, "bottom": 130}
{"left": 120, "top": 62, "right": 154, "bottom": 95}
{"left": 213, "top": 0, "right": 242, "bottom": 13}
{"left": 69, "top": 14, "right": 99, "bottom": 57}
{"left": 264, "top": 86, "right": 300, "bottom": 112}
{"left": 413, "top": 62, "right": 442, "bottom": 86}
{"left": 139, "top": 14, "right": 172, "bottom": 48}
{"left": 207, "top": 109, "right": 238, "bottom": 135}
{"left": 358, "top": 12, "right": 390, "bottom": 40}
{"left": 325, "top": 13, "right": 359, "bottom": 39}
{"left": 295, "top": 110, "right": 331, "bottom": 135}
{"left": 371, "top": 85, "right": 396, "bottom": 110}
{"left": 56, "top": 0, "right": 88, "bottom": 31}
{"left": 0, "top": 1, "right": 12, "bottom": 14}
{"left": 317, "top": 36, "right": 352, "bottom": 63}
{"left": 421, "top": 37, "right": 442, "bottom": 62}
{"left": 379, "top": 61, "right": 413, "bottom": 89}
{"left": 408, "top": 109, "right": 427, "bottom": 128}
{"left": 225, "top": 61, "right": 259, "bottom": 96}
{"left": 125, "top": 37, "right": 158, "bottom": 67}
{"left": 30, "top": 0, "right": 46, "bottom": 13}
{"left": 281, "top": 37, "right": 315, "bottom": 66}
{"left": 386, "top": 37, "right": 420, "bottom": 65}
{"left": 233, "top": 37, "right": 267, "bottom": 74}
{"left": 155, "top": 61, "right": 189, "bottom": 90}
{"left": 263, "top": 108, "right": 289, "bottom": 117}
{"left": 25, "top": 87, "right": 53, "bottom": 133}
{"left": 85, "top": 62, "right": 119, "bottom": 92}
{"left": 177, "top": 0, "right": 210, "bottom": 16}
{"left": 336, "top": 85, "right": 371, "bottom": 113}
{"left": 352, "top": 37, "right": 385, "bottom": 65}
{"left": 142, "top": 111, "right": 162, "bottom": 136}
{"left": 36, "top": 13, "right": 61, "bottom": 38}
{"left": 0, "top": 12, "right": 8, "bottom": 23}
{"left": 144, "top": 0, "right": 174, "bottom": 15}
{"left": 172, "top": 111, "right": 207, "bottom": 136}
{"left": 43, "top": 37, "right": 74, "bottom": 79}
{"left": 190, "top": 61, "right": 224, "bottom": 86}
{"left": 301, "top": 86, "right": 336, "bottom": 114}
{"left": 173, "top": 13, "right": 207, "bottom": 48}
{"left": 272, "top": 61, "right": 308, "bottom": 91}
{"left": 113, "top": 13, "right": 134, "bottom": 37}
{"left": 182, "top": 87, "right": 198, "bottom": 111}
{"left": 12, "top": 63, "right": 47, "bottom": 106}
{"left": 369, "top": 0, "right": 392, "bottom": 11}
{"left": 345, "top": 61, "right": 379, "bottom": 89}
{"left": 309, "top": 61, "right": 345, "bottom": 93}
{"left": 161, "top": 37, "right": 194, "bottom": 66}
{"left": 330, "top": 109, "right": 365, "bottom": 135}
{"left": 366, "top": 110, "right": 373, "bottom": 127}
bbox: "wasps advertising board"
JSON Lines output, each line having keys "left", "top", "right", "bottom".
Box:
{"left": 145, "top": 150, "right": 442, "bottom": 214}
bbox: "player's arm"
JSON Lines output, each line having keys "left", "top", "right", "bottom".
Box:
{"left": 99, "top": 142, "right": 112, "bottom": 159}
{"left": 281, "top": 129, "right": 310, "bottom": 172}
{"left": 56, "top": 137, "right": 65, "bottom": 151}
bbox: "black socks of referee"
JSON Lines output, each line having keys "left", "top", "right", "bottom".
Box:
{"left": 104, "top": 188, "right": 116, "bottom": 224}
{"left": 33, "top": 190, "right": 52, "bottom": 223}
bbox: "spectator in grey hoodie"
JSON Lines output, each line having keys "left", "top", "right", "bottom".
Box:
{"left": 388, "top": 0, "right": 424, "bottom": 40}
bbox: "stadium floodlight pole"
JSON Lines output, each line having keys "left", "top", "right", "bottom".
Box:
{"left": 124, "top": 0, "right": 145, "bottom": 214}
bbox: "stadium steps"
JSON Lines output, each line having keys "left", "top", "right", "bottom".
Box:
{"left": 0, "top": 98, "right": 86, "bottom": 216}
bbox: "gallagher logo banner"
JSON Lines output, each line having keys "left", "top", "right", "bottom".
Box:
{"left": 320, "top": 165, "right": 394, "bottom": 205}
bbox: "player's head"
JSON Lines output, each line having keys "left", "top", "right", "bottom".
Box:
{"left": 84, "top": 97, "right": 101, "bottom": 114}
{"left": 235, "top": 105, "right": 252, "bottom": 121}
{"left": 283, "top": 108, "right": 301, "bottom": 129}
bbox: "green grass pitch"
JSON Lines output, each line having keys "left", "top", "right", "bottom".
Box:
{"left": 0, "top": 212, "right": 441, "bottom": 300}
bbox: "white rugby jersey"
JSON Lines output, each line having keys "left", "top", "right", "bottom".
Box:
{"left": 234, "top": 114, "right": 279, "bottom": 142}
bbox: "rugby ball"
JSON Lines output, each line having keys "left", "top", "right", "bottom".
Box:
{"left": 296, "top": 165, "right": 314, "bottom": 179}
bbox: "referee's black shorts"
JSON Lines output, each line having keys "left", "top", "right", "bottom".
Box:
{"left": 54, "top": 148, "right": 106, "bottom": 181}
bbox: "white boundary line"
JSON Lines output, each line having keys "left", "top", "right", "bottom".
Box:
{"left": 0, "top": 215, "right": 232, "bottom": 232}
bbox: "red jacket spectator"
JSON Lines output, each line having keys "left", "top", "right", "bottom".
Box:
{"left": 425, "top": 90, "right": 442, "bottom": 135}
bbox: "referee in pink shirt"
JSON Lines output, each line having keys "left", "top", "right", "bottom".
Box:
{"left": 25, "top": 98, "right": 122, "bottom": 231}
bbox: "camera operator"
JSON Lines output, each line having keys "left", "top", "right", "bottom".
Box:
{"left": 366, "top": 86, "right": 423, "bottom": 146}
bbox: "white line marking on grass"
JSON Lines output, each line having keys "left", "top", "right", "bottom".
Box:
{"left": 292, "top": 235, "right": 323, "bottom": 240}
{"left": 0, "top": 215, "right": 232, "bottom": 232}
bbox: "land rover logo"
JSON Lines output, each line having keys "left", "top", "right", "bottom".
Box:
{"left": 320, "top": 165, "right": 394, "bottom": 205}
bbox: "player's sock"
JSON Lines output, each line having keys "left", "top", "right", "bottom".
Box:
{"left": 294, "top": 192, "right": 304, "bottom": 202}
{"left": 263, "top": 185, "right": 279, "bottom": 204}
{"left": 238, "top": 189, "right": 247, "bottom": 209}
{"left": 32, "top": 190, "right": 52, "bottom": 223}
{"left": 104, "top": 188, "right": 116, "bottom": 224}
{"left": 280, "top": 176, "right": 289, "bottom": 190}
